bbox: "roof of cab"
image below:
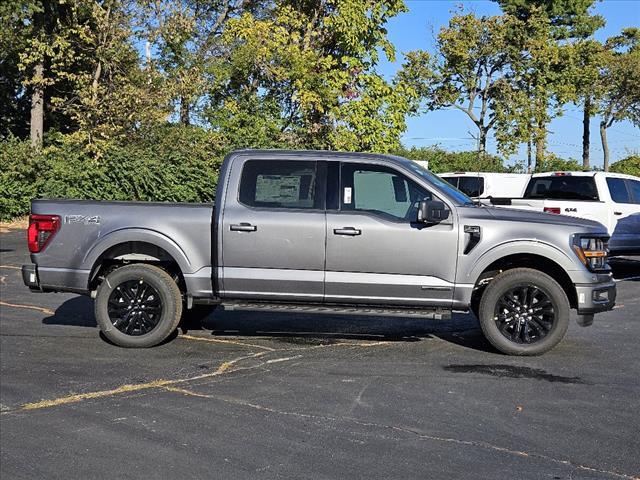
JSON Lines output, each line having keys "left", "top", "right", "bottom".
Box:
{"left": 228, "top": 148, "right": 414, "bottom": 167}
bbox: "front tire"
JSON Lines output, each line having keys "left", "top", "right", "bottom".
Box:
{"left": 478, "top": 268, "right": 569, "bottom": 356}
{"left": 95, "top": 264, "right": 182, "bottom": 348}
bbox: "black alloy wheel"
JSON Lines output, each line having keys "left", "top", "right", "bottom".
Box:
{"left": 107, "top": 279, "right": 163, "bottom": 336}
{"left": 95, "top": 263, "right": 182, "bottom": 348}
{"left": 493, "top": 284, "right": 554, "bottom": 344}
{"left": 478, "top": 268, "right": 569, "bottom": 356}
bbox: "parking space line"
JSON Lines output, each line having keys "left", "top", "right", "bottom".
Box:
{"left": 180, "top": 334, "right": 276, "bottom": 351}
{"left": 21, "top": 380, "right": 176, "bottom": 411}
{"left": 0, "top": 301, "right": 54, "bottom": 316}
{"left": 6, "top": 340, "right": 392, "bottom": 414}
{"left": 14, "top": 351, "right": 267, "bottom": 413}
{"left": 0, "top": 265, "right": 21, "bottom": 270}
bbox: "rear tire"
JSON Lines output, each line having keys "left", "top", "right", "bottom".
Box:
{"left": 478, "top": 268, "right": 569, "bottom": 356}
{"left": 95, "top": 264, "right": 182, "bottom": 348}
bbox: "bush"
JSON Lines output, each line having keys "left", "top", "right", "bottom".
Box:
{"left": 534, "top": 154, "right": 583, "bottom": 173}
{"left": 0, "top": 136, "right": 41, "bottom": 220}
{"left": 610, "top": 155, "right": 640, "bottom": 177}
{"left": 0, "top": 125, "right": 226, "bottom": 221}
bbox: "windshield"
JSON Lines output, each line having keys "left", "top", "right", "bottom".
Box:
{"left": 403, "top": 160, "right": 475, "bottom": 205}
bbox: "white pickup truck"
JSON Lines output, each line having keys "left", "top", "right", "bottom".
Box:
{"left": 489, "top": 171, "right": 640, "bottom": 256}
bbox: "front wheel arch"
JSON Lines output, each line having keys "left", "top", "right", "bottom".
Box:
{"left": 470, "top": 253, "right": 577, "bottom": 316}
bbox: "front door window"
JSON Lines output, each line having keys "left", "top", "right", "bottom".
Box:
{"left": 341, "top": 164, "right": 433, "bottom": 222}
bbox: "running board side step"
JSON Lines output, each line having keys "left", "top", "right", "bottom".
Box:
{"left": 221, "top": 301, "right": 451, "bottom": 320}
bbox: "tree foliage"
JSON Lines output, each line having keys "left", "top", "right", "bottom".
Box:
{"left": 401, "top": 11, "right": 513, "bottom": 154}
{"left": 208, "top": 0, "right": 413, "bottom": 152}
{"left": 596, "top": 28, "right": 640, "bottom": 171}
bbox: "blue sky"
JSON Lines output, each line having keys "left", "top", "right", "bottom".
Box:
{"left": 377, "top": 0, "right": 640, "bottom": 167}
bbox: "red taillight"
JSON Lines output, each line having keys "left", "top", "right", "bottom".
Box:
{"left": 544, "top": 207, "right": 561, "bottom": 214}
{"left": 27, "top": 214, "right": 60, "bottom": 253}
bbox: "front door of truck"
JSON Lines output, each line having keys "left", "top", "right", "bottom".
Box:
{"left": 221, "top": 158, "right": 326, "bottom": 302}
{"left": 324, "top": 161, "right": 458, "bottom": 306}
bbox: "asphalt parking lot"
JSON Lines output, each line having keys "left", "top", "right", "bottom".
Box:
{"left": 1, "top": 228, "right": 639, "bottom": 480}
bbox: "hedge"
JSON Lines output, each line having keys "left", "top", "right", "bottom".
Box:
{"left": 0, "top": 126, "right": 225, "bottom": 221}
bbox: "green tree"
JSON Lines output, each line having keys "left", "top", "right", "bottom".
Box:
{"left": 495, "top": 0, "right": 604, "bottom": 40}
{"left": 14, "top": 1, "right": 165, "bottom": 150}
{"left": 137, "top": 0, "right": 261, "bottom": 126}
{"left": 570, "top": 39, "right": 603, "bottom": 169}
{"left": 0, "top": 2, "right": 37, "bottom": 139}
{"left": 207, "top": 0, "right": 411, "bottom": 152}
{"left": 496, "top": 0, "right": 604, "bottom": 169}
{"left": 597, "top": 28, "right": 640, "bottom": 171}
{"left": 401, "top": 11, "right": 512, "bottom": 155}
{"left": 491, "top": 8, "right": 575, "bottom": 169}
{"left": 610, "top": 154, "right": 640, "bottom": 177}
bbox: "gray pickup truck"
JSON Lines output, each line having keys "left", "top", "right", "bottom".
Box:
{"left": 22, "top": 150, "right": 616, "bottom": 355}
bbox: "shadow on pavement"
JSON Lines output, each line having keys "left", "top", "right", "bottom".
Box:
{"left": 42, "top": 296, "right": 96, "bottom": 327}
{"left": 43, "top": 296, "right": 495, "bottom": 353}
{"left": 197, "top": 308, "right": 495, "bottom": 353}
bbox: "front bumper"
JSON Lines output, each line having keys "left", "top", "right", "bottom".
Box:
{"left": 575, "top": 280, "right": 616, "bottom": 315}
{"left": 22, "top": 264, "right": 41, "bottom": 291}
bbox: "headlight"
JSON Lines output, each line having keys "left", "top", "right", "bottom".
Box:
{"left": 572, "top": 236, "right": 609, "bottom": 272}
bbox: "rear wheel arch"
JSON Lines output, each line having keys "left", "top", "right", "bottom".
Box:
{"left": 88, "top": 240, "right": 186, "bottom": 293}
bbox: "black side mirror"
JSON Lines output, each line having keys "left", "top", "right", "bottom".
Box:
{"left": 417, "top": 200, "right": 450, "bottom": 223}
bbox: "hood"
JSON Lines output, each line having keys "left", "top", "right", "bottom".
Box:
{"left": 484, "top": 206, "right": 607, "bottom": 233}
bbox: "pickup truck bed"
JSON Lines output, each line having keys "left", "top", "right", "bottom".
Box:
{"left": 27, "top": 199, "right": 214, "bottom": 298}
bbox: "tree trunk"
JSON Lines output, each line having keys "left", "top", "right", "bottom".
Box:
{"left": 527, "top": 139, "right": 532, "bottom": 174}
{"left": 478, "top": 129, "right": 487, "bottom": 155}
{"left": 600, "top": 121, "right": 609, "bottom": 172}
{"left": 180, "top": 97, "right": 190, "bottom": 126}
{"left": 582, "top": 96, "right": 590, "bottom": 170}
{"left": 535, "top": 135, "right": 544, "bottom": 172}
{"left": 30, "top": 62, "right": 44, "bottom": 148}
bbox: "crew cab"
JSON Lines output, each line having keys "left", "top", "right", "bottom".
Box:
{"left": 22, "top": 150, "right": 617, "bottom": 355}
{"left": 488, "top": 171, "right": 640, "bottom": 255}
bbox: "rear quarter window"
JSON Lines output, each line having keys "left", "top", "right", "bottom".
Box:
{"left": 524, "top": 176, "right": 599, "bottom": 200}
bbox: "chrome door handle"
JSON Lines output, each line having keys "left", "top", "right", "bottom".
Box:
{"left": 333, "top": 227, "right": 361, "bottom": 236}
{"left": 230, "top": 223, "right": 257, "bottom": 232}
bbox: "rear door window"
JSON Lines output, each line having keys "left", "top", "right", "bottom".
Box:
{"left": 239, "top": 160, "right": 323, "bottom": 209}
{"left": 524, "top": 176, "right": 599, "bottom": 200}
{"left": 606, "top": 178, "right": 631, "bottom": 204}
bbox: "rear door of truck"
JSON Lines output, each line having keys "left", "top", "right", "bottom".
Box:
{"left": 220, "top": 155, "right": 326, "bottom": 301}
